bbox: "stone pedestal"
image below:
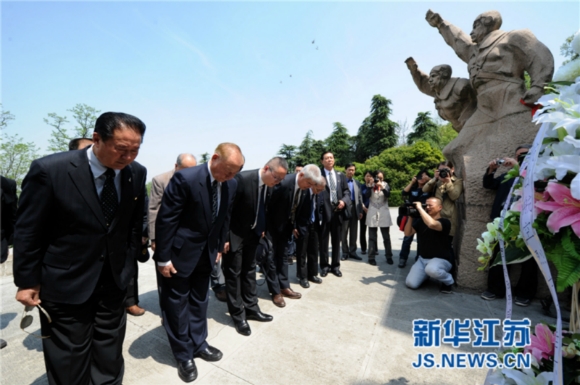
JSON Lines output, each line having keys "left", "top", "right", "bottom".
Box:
{"left": 443, "top": 110, "right": 539, "bottom": 290}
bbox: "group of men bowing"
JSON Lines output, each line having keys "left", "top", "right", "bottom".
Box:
{"left": 12, "top": 112, "right": 354, "bottom": 384}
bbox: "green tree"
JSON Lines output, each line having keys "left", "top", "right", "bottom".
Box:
{"left": 354, "top": 95, "right": 398, "bottom": 161}
{"left": 200, "top": 152, "right": 210, "bottom": 163}
{"left": 561, "top": 33, "right": 579, "bottom": 65}
{"left": 0, "top": 108, "right": 40, "bottom": 189}
{"left": 295, "top": 130, "right": 325, "bottom": 166}
{"left": 324, "top": 122, "right": 353, "bottom": 166}
{"left": 45, "top": 103, "right": 100, "bottom": 153}
{"left": 277, "top": 144, "right": 297, "bottom": 169}
{"left": 0, "top": 105, "right": 15, "bottom": 129}
{"left": 438, "top": 122, "right": 458, "bottom": 149}
{"left": 407, "top": 111, "right": 440, "bottom": 148}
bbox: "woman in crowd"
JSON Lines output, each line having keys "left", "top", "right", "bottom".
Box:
{"left": 365, "top": 170, "right": 393, "bottom": 266}
{"left": 398, "top": 169, "right": 432, "bottom": 267}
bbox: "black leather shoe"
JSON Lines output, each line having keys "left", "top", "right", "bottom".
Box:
{"left": 308, "top": 276, "right": 322, "bottom": 284}
{"left": 341, "top": 254, "right": 348, "bottom": 261}
{"left": 234, "top": 320, "right": 251, "bottom": 336}
{"left": 386, "top": 257, "right": 394, "bottom": 265}
{"left": 369, "top": 259, "right": 377, "bottom": 266}
{"left": 300, "top": 278, "right": 310, "bottom": 288}
{"left": 361, "top": 250, "right": 367, "bottom": 255}
{"left": 350, "top": 254, "right": 362, "bottom": 261}
{"left": 246, "top": 310, "right": 273, "bottom": 322}
{"left": 331, "top": 268, "right": 342, "bottom": 277}
{"left": 178, "top": 360, "right": 198, "bottom": 383}
{"left": 194, "top": 345, "right": 223, "bottom": 362}
{"left": 398, "top": 258, "right": 407, "bottom": 268}
{"left": 320, "top": 267, "right": 329, "bottom": 277}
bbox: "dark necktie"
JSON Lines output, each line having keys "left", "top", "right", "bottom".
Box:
{"left": 100, "top": 168, "right": 118, "bottom": 227}
{"left": 254, "top": 185, "right": 266, "bottom": 235}
{"left": 211, "top": 180, "right": 218, "bottom": 223}
{"left": 310, "top": 192, "right": 316, "bottom": 223}
{"left": 290, "top": 188, "right": 301, "bottom": 224}
{"left": 329, "top": 172, "right": 338, "bottom": 204}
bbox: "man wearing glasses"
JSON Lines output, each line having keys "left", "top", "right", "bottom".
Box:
{"left": 221, "top": 157, "right": 288, "bottom": 336}
{"left": 14, "top": 112, "right": 147, "bottom": 385}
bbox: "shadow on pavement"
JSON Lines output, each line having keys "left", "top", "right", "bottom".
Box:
{"left": 128, "top": 326, "right": 176, "bottom": 368}
{"left": 1, "top": 312, "right": 17, "bottom": 330}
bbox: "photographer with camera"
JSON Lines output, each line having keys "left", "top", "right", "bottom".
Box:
{"left": 481, "top": 144, "right": 537, "bottom": 307}
{"left": 404, "top": 197, "right": 454, "bottom": 293}
{"left": 398, "top": 170, "right": 432, "bottom": 267}
{"left": 422, "top": 161, "right": 463, "bottom": 242}
{"left": 365, "top": 170, "right": 393, "bottom": 266}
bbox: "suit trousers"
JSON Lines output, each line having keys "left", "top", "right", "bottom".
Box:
{"left": 368, "top": 227, "right": 393, "bottom": 261}
{"left": 319, "top": 212, "right": 342, "bottom": 270}
{"left": 124, "top": 259, "right": 140, "bottom": 307}
{"left": 40, "top": 263, "right": 127, "bottom": 385}
{"left": 271, "top": 233, "right": 291, "bottom": 290}
{"left": 296, "top": 224, "right": 321, "bottom": 279}
{"left": 260, "top": 239, "right": 281, "bottom": 296}
{"left": 160, "top": 252, "right": 213, "bottom": 363}
{"left": 359, "top": 212, "right": 367, "bottom": 253}
{"left": 222, "top": 232, "right": 261, "bottom": 323}
{"left": 487, "top": 257, "right": 538, "bottom": 300}
{"left": 211, "top": 258, "right": 225, "bottom": 292}
{"left": 341, "top": 205, "right": 359, "bottom": 256}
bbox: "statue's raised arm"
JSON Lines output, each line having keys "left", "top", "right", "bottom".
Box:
{"left": 405, "top": 57, "right": 436, "bottom": 97}
{"left": 426, "top": 9, "right": 474, "bottom": 63}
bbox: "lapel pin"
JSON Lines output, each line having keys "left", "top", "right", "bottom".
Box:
{"left": 129, "top": 178, "right": 132, "bottom": 182}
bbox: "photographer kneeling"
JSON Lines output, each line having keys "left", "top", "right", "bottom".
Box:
{"left": 404, "top": 197, "right": 454, "bottom": 294}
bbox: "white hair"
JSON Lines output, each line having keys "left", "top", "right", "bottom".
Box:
{"left": 301, "top": 164, "right": 321, "bottom": 181}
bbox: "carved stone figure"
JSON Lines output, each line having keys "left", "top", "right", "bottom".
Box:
{"left": 405, "top": 57, "right": 476, "bottom": 132}
{"left": 424, "top": 9, "right": 555, "bottom": 290}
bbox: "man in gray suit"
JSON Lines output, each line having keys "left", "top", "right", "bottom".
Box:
{"left": 341, "top": 163, "right": 363, "bottom": 261}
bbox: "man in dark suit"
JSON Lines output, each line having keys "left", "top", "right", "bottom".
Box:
{"left": 222, "top": 157, "right": 288, "bottom": 336}
{"left": 155, "top": 143, "right": 244, "bottom": 383}
{"left": 1, "top": 175, "right": 17, "bottom": 350}
{"left": 341, "top": 163, "right": 364, "bottom": 261}
{"left": 14, "top": 112, "right": 147, "bottom": 385}
{"left": 266, "top": 164, "right": 321, "bottom": 307}
{"left": 295, "top": 178, "right": 326, "bottom": 288}
{"left": 319, "top": 151, "right": 351, "bottom": 277}
{"left": 1, "top": 176, "right": 17, "bottom": 264}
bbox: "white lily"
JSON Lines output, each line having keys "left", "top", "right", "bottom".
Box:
{"left": 501, "top": 368, "right": 553, "bottom": 385}
{"left": 553, "top": 59, "right": 580, "bottom": 83}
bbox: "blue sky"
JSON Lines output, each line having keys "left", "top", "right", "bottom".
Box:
{"left": 2, "top": 1, "right": 579, "bottom": 180}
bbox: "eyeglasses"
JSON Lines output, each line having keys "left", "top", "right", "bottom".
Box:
{"left": 20, "top": 304, "right": 52, "bottom": 339}
{"left": 268, "top": 168, "right": 283, "bottom": 182}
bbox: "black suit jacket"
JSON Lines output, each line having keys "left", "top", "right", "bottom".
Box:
{"left": 13, "top": 148, "right": 147, "bottom": 304}
{"left": 319, "top": 168, "right": 352, "bottom": 223}
{"left": 1, "top": 176, "right": 18, "bottom": 263}
{"left": 227, "top": 169, "right": 270, "bottom": 250}
{"left": 155, "top": 164, "right": 236, "bottom": 277}
{"left": 266, "top": 173, "right": 310, "bottom": 238}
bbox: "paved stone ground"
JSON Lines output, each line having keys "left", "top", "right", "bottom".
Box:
{"left": 0, "top": 209, "right": 553, "bottom": 385}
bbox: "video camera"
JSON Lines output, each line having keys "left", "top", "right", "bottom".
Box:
{"left": 405, "top": 200, "right": 427, "bottom": 218}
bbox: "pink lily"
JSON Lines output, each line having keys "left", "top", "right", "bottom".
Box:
{"left": 535, "top": 182, "right": 580, "bottom": 238}
{"left": 524, "top": 324, "right": 555, "bottom": 363}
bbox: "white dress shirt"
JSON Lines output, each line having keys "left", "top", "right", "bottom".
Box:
{"left": 87, "top": 145, "right": 121, "bottom": 200}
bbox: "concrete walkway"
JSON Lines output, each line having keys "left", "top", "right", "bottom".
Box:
{"left": 1, "top": 209, "right": 551, "bottom": 385}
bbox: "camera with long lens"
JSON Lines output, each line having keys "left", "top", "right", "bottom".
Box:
{"left": 405, "top": 200, "right": 427, "bottom": 218}
{"left": 374, "top": 176, "right": 380, "bottom": 184}
{"left": 438, "top": 168, "right": 451, "bottom": 179}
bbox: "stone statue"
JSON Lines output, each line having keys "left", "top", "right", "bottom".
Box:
{"left": 422, "top": 9, "right": 555, "bottom": 290}
{"left": 425, "top": 9, "right": 553, "bottom": 124}
{"left": 405, "top": 57, "right": 476, "bottom": 132}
